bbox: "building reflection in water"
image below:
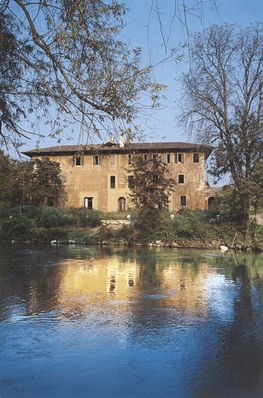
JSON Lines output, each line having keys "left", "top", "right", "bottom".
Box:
{"left": 1, "top": 246, "right": 262, "bottom": 398}
{"left": 53, "top": 253, "right": 212, "bottom": 323}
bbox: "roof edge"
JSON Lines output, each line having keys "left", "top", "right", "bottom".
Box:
{"left": 22, "top": 141, "right": 214, "bottom": 158}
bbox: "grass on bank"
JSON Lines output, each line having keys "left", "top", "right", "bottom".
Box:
{"left": 0, "top": 203, "right": 262, "bottom": 250}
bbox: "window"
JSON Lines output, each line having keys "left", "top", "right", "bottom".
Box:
{"left": 110, "top": 176, "right": 116, "bottom": 189}
{"left": 84, "top": 197, "right": 93, "bottom": 209}
{"left": 193, "top": 152, "right": 199, "bottom": 163}
{"left": 93, "top": 155, "right": 100, "bottom": 165}
{"left": 74, "top": 155, "right": 83, "bottom": 166}
{"left": 178, "top": 174, "right": 185, "bottom": 184}
{"left": 180, "top": 196, "right": 187, "bottom": 207}
{"left": 118, "top": 197, "right": 126, "bottom": 211}
{"left": 128, "top": 175, "right": 134, "bottom": 188}
{"left": 175, "top": 153, "right": 184, "bottom": 163}
{"left": 143, "top": 153, "right": 149, "bottom": 161}
{"left": 127, "top": 154, "right": 133, "bottom": 165}
{"left": 166, "top": 153, "right": 172, "bottom": 163}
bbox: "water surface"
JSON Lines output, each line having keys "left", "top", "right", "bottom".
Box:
{"left": 0, "top": 244, "right": 263, "bottom": 397}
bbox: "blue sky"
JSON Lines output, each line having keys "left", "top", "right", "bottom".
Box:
{"left": 20, "top": 0, "right": 262, "bottom": 152}
{"left": 121, "top": 0, "right": 263, "bottom": 143}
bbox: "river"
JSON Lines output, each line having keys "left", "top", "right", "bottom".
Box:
{"left": 0, "top": 243, "right": 263, "bottom": 398}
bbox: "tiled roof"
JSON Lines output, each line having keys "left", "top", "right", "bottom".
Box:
{"left": 22, "top": 141, "right": 213, "bottom": 157}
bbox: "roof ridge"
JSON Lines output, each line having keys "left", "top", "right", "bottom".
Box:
{"left": 22, "top": 141, "right": 214, "bottom": 157}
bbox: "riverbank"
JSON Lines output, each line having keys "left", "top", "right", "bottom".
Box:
{"left": 0, "top": 205, "right": 262, "bottom": 252}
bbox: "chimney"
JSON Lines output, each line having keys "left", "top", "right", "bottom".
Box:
{"left": 119, "top": 133, "right": 125, "bottom": 148}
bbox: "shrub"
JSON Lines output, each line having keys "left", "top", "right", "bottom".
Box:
{"left": 0, "top": 214, "right": 34, "bottom": 241}
{"left": 134, "top": 208, "right": 163, "bottom": 243}
{"left": 68, "top": 230, "right": 97, "bottom": 245}
{"left": 208, "top": 186, "right": 245, "bottom": 223}
{"left": 112, "top": 225, "right": 137, "bottom": 245}
{"left": 0, "top": 202, "right": 13, "bottom": 224}
{"left": 101, "top": 211, "right": 135, "bottom": 221}
{"left": 29, "top": 226, "right": 49, "bottom": 243}
{"left": 97, "top": 224, "right": 113, "bottom": 242}
{"left": 18, "top": 205, "right": 42, "bottom": 219}
{"left": 172, "top": 210, "right": 212, "bottom": 239}
{"left": 45, "top": 227, "right": 69, "bottom": 242}
{"left": 72, "top": 208, "right": 101, "bottom": 228}
{"left": 39, "top": 207, "right": 76, "bottom": 228}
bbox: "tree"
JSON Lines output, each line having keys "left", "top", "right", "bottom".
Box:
{"left": 251, "top": 159, "right": 263, "bottom": 214}
{"left": 180, "top": 23, "right": 263, "bottom": 233}
{"left": 11, "top": 157, "right": 63, "bottom": 206}
{"left": 128, "top": 154, "right": 175, "bottom": 210}
{"left": 27, "top": 157, "right": 63, "bottom": 206}
{"left": 0, "top": 152, "right": 63, "bottom": 207}
{"left": 0, "top": 12, "right": 26, "bottom": 147}
{"left": 0, "top": 150, "right": 13, "bottom": 201}
{"left": 127, "top": 154, "right": 175, "bottom": 242}
{"left": 0, "top": 0, "right": 163, "bottom": 148}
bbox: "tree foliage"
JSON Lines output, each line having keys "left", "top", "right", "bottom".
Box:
{"left": 0, "top": 0, "right": 163, "bottom": 148}
{"left": 0, "top": 150, "right": 13, "bottom": 201}
{"left": 14, "top": 157, "right": 63, "bottom": 206}
{"left": 128, "top": 154, "right": 175, "bottom": 209}
{"left": 0, "top": 152, "right": 63, "bottom": 206}
{"left": 180, "top": 23, "right": 263, "bottom": 229}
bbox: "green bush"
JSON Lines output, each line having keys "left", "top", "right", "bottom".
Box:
{"left": 252, "top": 224, "right": 263, "bottom": 250}
{"left": 71, "top": 208, "right": 101, "bottom": 228}
{"left": 134, "top": 208, "right": 163, "bottom": 243}
{"left": 39, "top": 207, "right": 76, "bottom": 228}
{"left": 172, "top": 210, "right": 212, "bottom": 240}
{"left": 17, "top": 205, "right": 42, "bottom": 219}
{"left": 208, "top": 186, "right": 245, "bottom": 223}
{"left": 29, "top": 226, "right": 49, "bottom": 243}
{"left": 0, "top": 202, "right": 13, "bottom": 226}
{"left": 68, "top": 230, "right": 97, "bottom": 245}
{"left": 0, "top": 214, "right": 34, "bottom": 241}
{"left": 101, "top": 211, "right": 135, "bottom": 221}
{"left": 112, "top": 225, "right": 137, "bottom": 245}
{"left": 46, "top": 227, "right": 69, "bottom": 242}
{"left": 97, "top": 224, "right": 113, "bottom": 242}
{"left": 0, "top": 204, "right": 259, "bottom": 249}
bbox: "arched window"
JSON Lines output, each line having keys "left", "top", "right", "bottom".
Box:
{"left": 118, "top": 197, "right": 126, "bottom": 212}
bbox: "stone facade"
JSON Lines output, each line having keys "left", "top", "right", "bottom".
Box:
{"left": 23, "top": 141, "right": 213, "bottom": 212}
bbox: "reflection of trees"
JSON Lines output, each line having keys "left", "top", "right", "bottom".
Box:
{"left": 235, "top": 254, "right": 263, "bottom": 308}
{"left": 0, "top": 245, "right": 65, "bottom": 320}
{"left": 67, "top": 245, "right": 113, "bottom": 259}
{"left": 0, "top": 244, "right": 114, "bottom": 321}
{"left": 125, "top": 248, "right": 210, "bottom": 344}
{"left": 196, "top": 257, "right": 263, "bottom": 397}
{"left": 218, "top": 263, "right": 263, "bottom": 396}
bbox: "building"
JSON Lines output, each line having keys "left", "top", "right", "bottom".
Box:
{"left": 23, "top": 141, "right": 213, "bottom": 212}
